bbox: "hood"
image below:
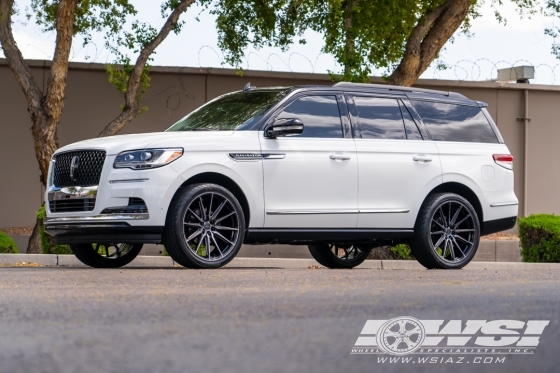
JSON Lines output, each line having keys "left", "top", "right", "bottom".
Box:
{"left": 55, "top": 131, "right": 235, "bottom": 156}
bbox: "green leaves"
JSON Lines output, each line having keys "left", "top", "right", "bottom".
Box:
{"left": 208, "top": 0, "right": 455, "bottom": 81}
{"left": 208, "top": 0, "right": 560, "bottom": 83}
{"left": 29, "top": 0, "right": 137, "bottom": 44}
{"left": 519, "top": 214, "right": 560, "bottom": 263}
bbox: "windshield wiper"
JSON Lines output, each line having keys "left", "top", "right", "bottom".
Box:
{"left": 191, "top": 128, "right": 217, "bottom": 131}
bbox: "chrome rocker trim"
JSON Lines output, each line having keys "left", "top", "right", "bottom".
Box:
{"left": 490, "top": 202, "right": 519, "bottom": 207}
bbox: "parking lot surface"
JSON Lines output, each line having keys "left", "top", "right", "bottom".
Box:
{"left": 0, "top": 267, "right": 558, "bottom": 373}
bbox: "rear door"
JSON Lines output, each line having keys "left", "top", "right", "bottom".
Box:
{"left": 346, "top": 94, "right": 443, "bottom": 229}
{"left": 260, "top": 92, "right": 358, "bottom": 228}
{"left": 410, "top": 100, "right": 515, "bottom": 222}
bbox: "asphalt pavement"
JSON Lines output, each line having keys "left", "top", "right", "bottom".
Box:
{"left": 0, "top": 266, "right": 559, "bottom": 373}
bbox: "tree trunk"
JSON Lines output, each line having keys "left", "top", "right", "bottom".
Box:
{"left": 27, "top": 217, "right": 43, "bottom": 254}
{"left": 0, "top": 0, "right": 77, "bottom": 254}
{"left": 386, "top": 0, "right": 471, "bottom": 86}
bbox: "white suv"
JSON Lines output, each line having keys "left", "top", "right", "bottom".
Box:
{"left": 45, "top": 82, "right": 518, "bottom": 269}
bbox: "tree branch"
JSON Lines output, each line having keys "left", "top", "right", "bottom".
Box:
{"left": 0, "top": 0, "right": 43, "bottom": 118}
{"left": 44, "top": 0, "right": 79, "bottom": 127}
{"left": 387, "top": 0, "right": 471, "bottom": 86}
{"left": 99, "top": 0, "right": 194, "bottom": 137}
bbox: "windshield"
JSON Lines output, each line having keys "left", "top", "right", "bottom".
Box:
{"left": 166, "top": 89, "right": 288, "bottom": 132}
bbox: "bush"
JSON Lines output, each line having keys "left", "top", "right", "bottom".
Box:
{"left": 0, "top": 232, "right": 19, "bottom": 253}
{"left": 519, "top": 214, "right": 560, "bottom": 262}
{"left": 36, "top": 205, "right": 73, "bottom": 255}
{"left": 390, "top": 244, "right": 413, "bottom": 260}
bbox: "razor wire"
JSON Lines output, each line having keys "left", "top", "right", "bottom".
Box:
{"left": 3, "top": 40, "right": 560, "bottom": 84}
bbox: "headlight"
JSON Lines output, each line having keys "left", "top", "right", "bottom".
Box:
{"left": 113, "top": 148, "right": 183, "bottom": 170}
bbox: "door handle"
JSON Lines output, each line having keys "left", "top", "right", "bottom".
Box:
{"left": 413, "top": 156, "right": 433, "bottom": 162}
{"left": 329, "top": 154, "right": 351, "bottom": 161}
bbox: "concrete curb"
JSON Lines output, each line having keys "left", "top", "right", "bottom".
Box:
{"left": 0, "top": 254, "right": 559, "bottom": 270}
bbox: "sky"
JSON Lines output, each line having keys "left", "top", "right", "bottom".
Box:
{"left": 6, "top": 0, "right": 560, "bottom": 85}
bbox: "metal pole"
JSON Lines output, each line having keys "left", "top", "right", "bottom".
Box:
{"left": 523, "top": 89, "right": 529, "bottom": 217}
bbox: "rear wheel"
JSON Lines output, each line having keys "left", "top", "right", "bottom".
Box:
{"left": 70, "top": 243, "right": 143, "bottom": 268}
{"left": 410, "top": 193, "right": 480, "bottom": 269}
{"left": 308, "top": 244, "right": 371, "bottom": 269}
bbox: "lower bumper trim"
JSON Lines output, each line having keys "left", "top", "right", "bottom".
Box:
{"left": 481, "top": 216, "right": 517, "bottom": 236}
{"left": 45, "top": 223, "right": 164, "bottom": 244}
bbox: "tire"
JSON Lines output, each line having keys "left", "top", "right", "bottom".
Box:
{"left": 70, "top": 243, "right": 143, "bottom": 268}
{"left": 163, "top": 183, "right": 246, "bottom": 269}
{"left": 410, "top": 193, "right": 480, "bottom": 269}
{"left": 308, "top": 244, "right": 371, "bottom": 269}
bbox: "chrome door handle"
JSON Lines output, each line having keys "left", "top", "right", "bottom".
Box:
{"left": 329, "top": 154, "right": 351, "bottom": 161}
{"left": 413, "top": 156, "right": 432, "bottom": 162}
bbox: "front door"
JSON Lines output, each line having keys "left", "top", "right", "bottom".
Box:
{"left": 346, "top": 94, "right": 443, "bottom": 229}
{"left": 260, "top": 93, "right": 358, "bottom": 228}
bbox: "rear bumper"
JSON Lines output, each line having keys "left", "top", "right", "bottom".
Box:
{"left": 481, "top": 216, "right": 517, "bottom": 236}
{"left": 44, "top": 222, "right": 164, "bottom": 244}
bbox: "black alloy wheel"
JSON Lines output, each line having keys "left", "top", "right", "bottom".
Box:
{"left": 410, "top": 193, "right": 480, "bottom": 269}
{"left": 70, "top": 243, "right": 143, "bottom": 268}
{"left": 308, "top": 244, "right": 371, "bottom": 269}
{"left": 164, "top": 183, "right": 245, "bottom": 269}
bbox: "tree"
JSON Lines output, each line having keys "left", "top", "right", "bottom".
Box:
{"left": 206, "top": 0, "right": 554, "bottom": 86}
{"left": 0, "top": 0, "right": 194, "bottom": 253}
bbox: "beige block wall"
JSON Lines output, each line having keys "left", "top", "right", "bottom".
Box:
{"left": 1, "top": 59, "right": 558, "bottom": 227}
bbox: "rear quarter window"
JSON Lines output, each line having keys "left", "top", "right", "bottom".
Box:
{"left": 412, "top": 101, "right": 499, "bottom": 143}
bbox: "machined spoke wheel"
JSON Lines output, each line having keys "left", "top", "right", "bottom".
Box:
{"left": 164, "top": 183, "right": 246, "bottom": 269}
{"left": 182, "top": 192, "right": 240, "bottom": 262}
{"left": 308, "top": 244, "right": 371, "bottom": 269}
{"left": 410, "top": 193, "right": 480, "bottom": 269}
{"left": 429, "top": 201, "right": 476, "bottom": 264}
{"left": 70, "top": 243, "right": 143, "bottom": 268}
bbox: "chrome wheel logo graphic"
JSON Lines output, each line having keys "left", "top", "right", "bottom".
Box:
{"left": 376, "top": 317, "right": 426, "bottom": 356}
{"left": 70, "top": 156, "right": 80, "bottom": 180}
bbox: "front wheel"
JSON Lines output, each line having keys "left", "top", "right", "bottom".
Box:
{"left": 163, "top": 183, "right": 245, "bottom": 269}
{"left": 70, "top": 243, "right": 143, "bottom": 268}
{"left": 308, "top": 244, "right": 371, "bottom": 269}
{"left": 410, "top": 193, "right": 480, "bottom": 269}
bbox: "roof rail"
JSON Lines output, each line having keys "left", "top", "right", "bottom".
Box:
{"left": 332, "top": 82, "right": 466, "bottom": 99}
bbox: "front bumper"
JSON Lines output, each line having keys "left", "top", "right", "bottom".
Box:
{"left": 45, "top": 153, "right": 180, "bottom": 243}
{"left": 44, "top": 222, "right": 164, "bottom": 244}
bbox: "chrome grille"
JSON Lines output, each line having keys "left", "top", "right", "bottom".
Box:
{"left": 53, "top": 150, "right": 106, "bottom": 187}
{"left": 49, "top": 198, "right": 96, "bottom": 213}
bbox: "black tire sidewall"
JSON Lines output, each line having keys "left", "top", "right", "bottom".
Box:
{"left": 413, "top": 193, "right": 480, "bottom": 269}
{"left": 165, "top": 183, "right": 246, "bottom": 269}
{"left": 308, "top": 244, "right": 371, "bottom": 269}
{"left": 70, "top": 243, "right": 143, "bottom": 268}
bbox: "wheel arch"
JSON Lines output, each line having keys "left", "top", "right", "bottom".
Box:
{"left": 423, "top": 182, "right": 483, "bottom": 226}
{"left": 167, "top": 172, "right": 251, "bottom": 227}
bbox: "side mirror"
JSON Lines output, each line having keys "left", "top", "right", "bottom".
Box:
{"left": 266, "top": 118, "right": 304, "bottom": 138}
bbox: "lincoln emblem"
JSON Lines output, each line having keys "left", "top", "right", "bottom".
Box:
{"left": 70, "top": 156, "right": 80, "bottom": 180}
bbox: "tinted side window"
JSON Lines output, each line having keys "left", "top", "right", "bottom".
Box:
{"left": 412, "top": 101, "right": 499, "bottom": 143}
{"left": 399, "top": 102, "right": 423, "bottom": 140}
{"left": 276, "top": 95, "right": 342, "bottom": 138}
{"left": 353, "top": 97, "right": 406, "bottom": 140}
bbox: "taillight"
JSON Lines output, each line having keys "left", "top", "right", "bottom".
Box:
{"left": 493, "top": 154, "right": 513, "bottom": 170}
